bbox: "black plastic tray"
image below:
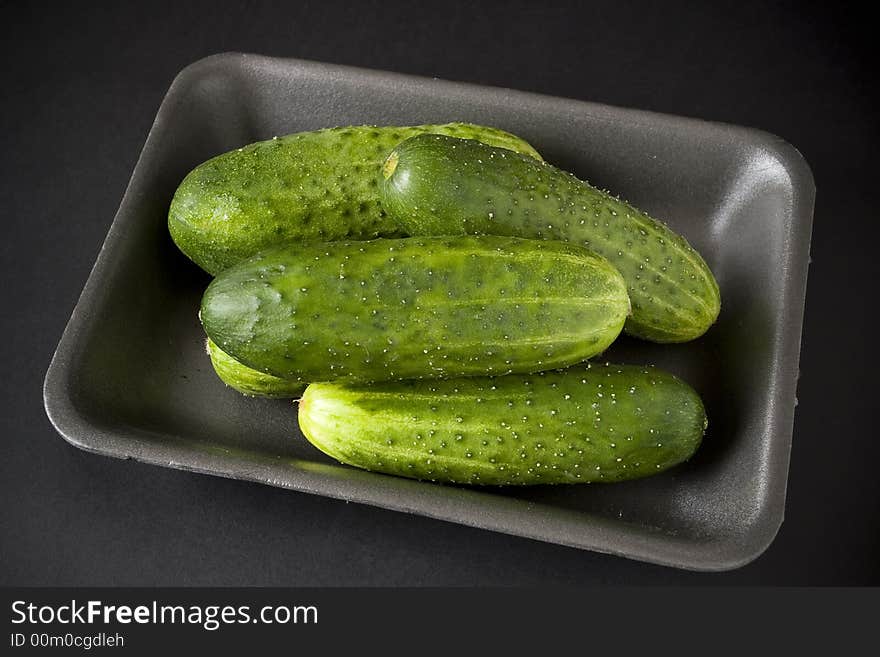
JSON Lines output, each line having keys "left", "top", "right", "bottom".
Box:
{"left": 43, "top": 53, "right": 814, "bottom": 571}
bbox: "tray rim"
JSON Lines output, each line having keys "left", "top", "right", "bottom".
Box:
{"left": 43, "top": 52, "right": 816, "bottom": 572}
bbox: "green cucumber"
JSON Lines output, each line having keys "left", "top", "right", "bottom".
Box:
{"left": 381, "top": 134, "right": 721, "bottom": 343}
{"left": 298, "top": 363, "right": 707, "bottom": 485}
{"left": 169, "top": 123, "right": 542, "bottom": 275}
{"left": 206, "top": 338, "right": 305, "bottom": 398}
{"left": 200, "top": 236, "right": 630, "bottom": 384}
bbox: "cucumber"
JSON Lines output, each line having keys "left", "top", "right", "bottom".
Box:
{"left": 381, "top": 134, "right": 721, "bottom": 343}
{"left": 200, "top": 235, "right": 630, "bottom": 384}
{"left": 169, "top": 123, "right": 542, "bottom": 275}
{"left": 206, "top": 338, "right": 305, "bottom": 398}
{"left": 298, "top": 363, "right": 707, "bottom": 485}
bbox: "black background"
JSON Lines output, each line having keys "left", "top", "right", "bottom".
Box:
{"left": 1, "top": 0, "right": 876, "bottom": 585}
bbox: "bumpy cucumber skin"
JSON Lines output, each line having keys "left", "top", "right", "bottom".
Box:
{"left": 200, "top": 236, "right": 630, "bottom": 384}
{"left": 381, "top": 134, "right": 721, "bottom": 343}
{"left": 168, "top": 123, "right": 542, "bottom": 275}
{"left": 298, "top": 363, "right": 707, "bottom": 485}
{"left": 206, "top": 338, "right": 305, "bottom": 398}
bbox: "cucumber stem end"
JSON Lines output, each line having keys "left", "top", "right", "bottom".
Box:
{"left": 382, "top": 151, "right": 400, "bottom": 180}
